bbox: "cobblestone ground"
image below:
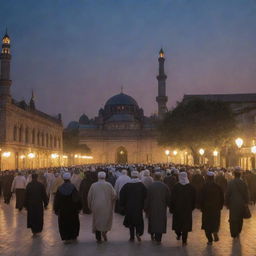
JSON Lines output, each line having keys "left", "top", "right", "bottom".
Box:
{"left": 1, "top": 197, "right": 256, "bottom": 256}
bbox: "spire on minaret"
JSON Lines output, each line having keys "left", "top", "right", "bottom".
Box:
{"left": 156, "top": 48, "right": 168, "bottom": 119}
{"left": 29, "top": 89, "right": 36, "bottom": 110}
{"left": 121, "top": 85, "right": 124, "bottom": 94}
{"left": 0, "top": 29, "right": 12, "bottom": 104}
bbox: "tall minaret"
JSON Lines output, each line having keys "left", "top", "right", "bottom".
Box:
{"left": 0, "top": 30, "right": 12, "bottom": 104}
{"left": 156, "top": 48, "right": 168, "bottom": 118}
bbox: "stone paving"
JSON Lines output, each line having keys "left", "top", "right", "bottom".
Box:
{"left": 1, "top": 198, "right": 256, "bottom": 256}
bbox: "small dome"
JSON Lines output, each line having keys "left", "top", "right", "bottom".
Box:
{"left": 79, "top": 114, "right": 89, "bottom": 124}
{"left": 105, "top": 93, "right": 138, "bottom": 108}
{"left": 67, "top": 121, "right": 79, "bottom": 130}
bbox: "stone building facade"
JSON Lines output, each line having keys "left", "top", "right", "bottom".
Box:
{"left": 0, "top": 32, "right": 63, "bottom": 170}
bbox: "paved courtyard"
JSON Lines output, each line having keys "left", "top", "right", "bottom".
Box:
{"left": 1, "top": 198, "right": 256, "bottom": 256}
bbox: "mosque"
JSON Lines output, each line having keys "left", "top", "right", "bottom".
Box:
{"left": 67, "top": 49, "right": 186, "bottom": 164}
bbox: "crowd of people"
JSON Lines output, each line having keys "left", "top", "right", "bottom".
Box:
{"left": 0, "top": 164, "right": 255, "bottom": 246}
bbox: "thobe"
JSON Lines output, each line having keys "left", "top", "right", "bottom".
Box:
{"left": 54, "top": 182, "right": 82, "bottom": 241}
{"left": 52, "top": 175, "right": 64, "bottom": 194}
{"left": 114, "top": 174, "right": 131, "bottom": 214}
{"left": 215, "top": 174, "right": 228, "bottom": 196}
{"left": 87, "top": 180, "right": 116, "bottom": 233}
{"left": 170, "top": 183, "right": 196, "bottom": 242}
{"left": 225, "top": 178, "right": 249, "bottom": 238}
{"left": 119, "top": 180, "right": 147, "bottom": 238}
{"left": 164, "top": 175, "right": 178, "bottom": 192}
{"left": 25, "top": 180, "right": 48, "bottom": 233}
{"left": 2, "top": 174, "right": 13, "bottom": 204}
{"left": 79, "top": 172, "right": 97, "bottom": 214}
{"left": 144, "top": 181, "right": 170, "bottom": 242}
{"left": 11, "top": 175, "right": 27, "bottom": 210}
{"left": 71, "top": 173, "right": 82, "bottom": 191}
{"left": 200, "top": 180, "right": 224, "bottom": 242}
{"left": 44, "top": 172, "right": 55, "bottom": 198}
{"left": 191, "top": 174, "right": 205, "bottom": 208}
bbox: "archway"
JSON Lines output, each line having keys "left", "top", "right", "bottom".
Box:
{"left": 116, "top": 147, "right": 128, "bottom": 164}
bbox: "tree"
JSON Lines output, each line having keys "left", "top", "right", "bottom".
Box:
{"left": 158, "top": 98, "right": 237, "bottom": 164}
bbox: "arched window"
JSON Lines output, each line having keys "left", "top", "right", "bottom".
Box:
{"left": 32, "top": 129, "right": 35, "bottom": 144}
{"left": 25, "top": 127, "right": 29, "bottom": 143}
{"left": 50, "top": 135, "right": 53, "bottom": 148}
{"left": 46, "top": 134, "right": 49, "bottom": 147}
{"left": 54, "top": 137, "right": 57, "bottom": 148}
{"left": 19, "top": 126, "right": 23, "bottom": 142}
{"left": 42, "top": 133, "right": 45, "bottom": 146}
{"left": 13, "top": 126, "right": 17, "bottom": 141}
{"left": 37, "top": 132, "right": 40, "bottom": 146}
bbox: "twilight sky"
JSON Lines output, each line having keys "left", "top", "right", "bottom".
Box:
{"left": 1, "top": 0, "right": 256, "bottom": 125}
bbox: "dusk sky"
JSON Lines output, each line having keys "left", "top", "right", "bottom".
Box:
{"left": 1, "top": 0, "right": 256, "bottom": 125}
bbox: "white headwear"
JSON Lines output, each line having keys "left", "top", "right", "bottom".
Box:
{"left": 98, "top": 171, "right": 106, "bottom": 179}
{"left": 131, "top": 171, "right": 139, "bottom": 178}
{"left": 207, "top": 171, "right": 215, "bottom": 177}
{"left": 179, "top": 172, "right": 189, "bottom": 185}
{"left": 63, "top": 172, "right": 71, "bottom": 180}
{"left": 143, "top": 169, "right": 150, "bottom": 176}
{"left": 121, "top": 169, "right": 128, "bottom": 175}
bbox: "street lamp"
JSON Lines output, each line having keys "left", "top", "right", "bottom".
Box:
{"left": 165, "top": 150, "right": 170, "bottom": 164}
{"left": 2, "top": 152, "right": 11, "bottom": 157}
{"left": 251, "top": 146, "right": 256, "bottom": 154}
{"left": 213, "top": 150, "right": 218, "bottom": 157}
{"left": 235, "top": 138, "right": 244, "bottom": 149}
{"left": 199, "top": 148, "right": 205, "bottom": 156}
{"left": 173, "top": 150, "right": 178, "bottom": 156}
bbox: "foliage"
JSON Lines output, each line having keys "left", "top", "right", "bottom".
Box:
{"left": 158, "top": 98, "right": 237, "bottom": 158}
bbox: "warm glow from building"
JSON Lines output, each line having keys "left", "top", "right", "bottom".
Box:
{"left": 120, "top": 150, "right": 124, "bottom": 155}
{"left": 63, "top": 155, "right": 68, "bottom": 159}
{"left": 235, "top": 138, "right": 244, "bottom": 148}
{"left": 20, "top": 155, "right": 26, "bottom": 159}
{"left": 80, "top": 155, "right": 93, "bottom": 159}
{"left": 213, "top": 150, "right": 218, "bottom": 157}
{"left": 51, "top": 153, "right": 59, "bottom": 159}
{"left": 165, "top": 150, "right": 170, "bottom": 156}
{"left": 173, "top": 150, "right": 178, "bottom": 156}
{"left": 74, "top": 154, "right": 78, "bottom": 158}
{"left": 251, "top": 146, "right": 256, "bottom": 154}
{"left": 28, "top": 153, "right": 35, "bottom": 159}
{"left": 2, "top": 152, "right": 11, "bottom": 157}
{"left": 199, "top": 148, "right": 205, "bottom": 156}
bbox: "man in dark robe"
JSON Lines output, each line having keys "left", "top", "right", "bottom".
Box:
{"left": 225, "top": 169, "right": 249, "bottom": 238}
{"left": 54, "top": 172, "right": 82, "bottom": 243}
{"left": 163, "top": 169, "right": 178, "bottom": 192}
{"left": 200, "top": 171, "right": 224, "bottom": 245}
{"left": 170, "top": 172, "right": 196, "bottom": 245}
{"left": 2, "top": 171, "right": 14, "bottom": 204}
{"left": 120, "top": 170, "right": 147, "bottom": 242}
{"left": 145, "top": 172, "right": 170, "bottom": 244}
{"left": 243, "top": 171, "right": 256, "bottom": 204}
{"left": 79, "top": 170, "right": 97, "bottom": 214}
{"left": 215, "top": 171, "right": 228, "bottom": 198}
{"left": 24, "top": 173, "right": 48, "bottom": 235}
{"left": 190, "top": 169, "right": 205, "bottom": 209}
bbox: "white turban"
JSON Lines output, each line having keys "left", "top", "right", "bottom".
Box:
{"left": 121, "top": 169, "right": 128, "bottom": 175}
{"left": 131, "top": 171, "right": 139, "bottom": 178}
{"left": 207, "top": 171, "right": 215, "bottom": 177}
{"left": 179, "top": 172, "right": 189, "bottom": 185}
{"left": 98, "top": 171, "right": 106, "bottom": 179}
{"left": 63, "top": 172, "right": 71, "bottom": 180}
{"left": 143, "top": 170, "right": 150, "bottom": 176}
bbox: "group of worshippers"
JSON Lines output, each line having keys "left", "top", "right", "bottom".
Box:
{"left": 0, "top": 164, "right": 252, "bottom": 246}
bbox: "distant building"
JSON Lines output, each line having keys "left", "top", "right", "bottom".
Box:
{"left": 0, "top": 31, "right": 63, "bottom": 170}
{"left": 67, "top": 49, "right": 178, "bottom": 164}
{"left": 183, "top": 94, "right": 256, "bottom": 169}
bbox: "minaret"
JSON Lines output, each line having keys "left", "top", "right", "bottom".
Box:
{"left": 29, "top": 90, "right": 35, "bottom": 110}
{"left": 156, "top": 48, "right": 168, "bottom": 119}
{"left": 0, "top": 29, "right": 12, "bottom": 104}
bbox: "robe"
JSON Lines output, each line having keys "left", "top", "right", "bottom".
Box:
{"left": 25, "top": 180, "right": 48, "bottom": 233}
{"left": 144, "top": 181, "right": 170, "bottom": 234}
{"left": 54, "top": 182, "right": 82, "bottom": 240}
{"left": 191, "top": 174, "right": 205, "bottom": 208}
{"left": 87, "top": 180, "right": 116, "bottom": 232}
{"left": 119, "top": 181, "right": 147, "bottom": 234}
{"left": 200, "top": 181, "right": 224, "bottom": 232}
{"left": 79, "top": 172, "right": 97, "bottom": 214}
{"left": 170, "top": 183, "right": 196, "bottom": 232}
{"left": 2, "top": 174, "right": 14, "bottom": 204}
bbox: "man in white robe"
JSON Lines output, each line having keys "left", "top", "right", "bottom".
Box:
{"left": 88, "top": 172, "right": 116, "bottom": 243}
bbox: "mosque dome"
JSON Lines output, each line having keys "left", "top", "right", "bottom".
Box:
{"left": 67, "top": 121, "right": 79, "bottom": 130}
{"left": 79, "top": 114, "right": 89, "bottom": 124}
{"left": 105, "top": 93, "right": 138, "bottom": 108}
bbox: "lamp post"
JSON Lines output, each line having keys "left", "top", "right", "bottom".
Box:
{"left": 251, "top": 146, "right": 256, "bottom": 169}
{"left": 199, "top": 148, "right": 205, "bottom": 165}
{"left": 213, "top": 150, "right": 218, "bottom": 166}
{"left": 235, "top": 138, "right": 244, "bottom": 167}
{"left": 165, "top": 150, "right": 170, "bottom": 164}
